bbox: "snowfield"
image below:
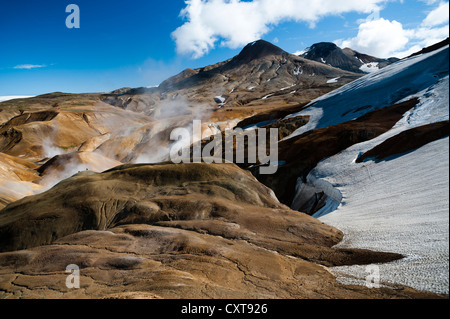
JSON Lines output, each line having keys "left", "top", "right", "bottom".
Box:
{"left": 318, "top": 137, "right": 449, "bottom": 294}
{"left": 285, "top": 45, "right": 449, "bottom": 139}
{"left": 285, "top": 45, "right": 449, "bottom": 294}
{"left": 326, "top": 77, "right": 340, "bottom": 84}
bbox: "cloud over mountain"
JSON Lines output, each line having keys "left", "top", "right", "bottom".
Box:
{"left": 172, "top": 0, "right": 386, "bottom": 58}
{"left": 422, "top": 1, "right": 449, "bottom": 27}
{"left": 335, "top": 1, "right": 449, "bottom": 58}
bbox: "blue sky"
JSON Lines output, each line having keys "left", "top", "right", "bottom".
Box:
{"left": 0, "top": 0, "right": 448, "bottom": 96}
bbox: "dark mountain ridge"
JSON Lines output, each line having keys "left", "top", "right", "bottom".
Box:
{"left": 300, "top": 42, "right": 399, "bottom": 73}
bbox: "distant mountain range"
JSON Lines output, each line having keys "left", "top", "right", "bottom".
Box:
{"left": 102, "top": 40, "right": 363, "bottom": 114}
{"left": 103, "top": 40, "right": 401, "bottom": 114}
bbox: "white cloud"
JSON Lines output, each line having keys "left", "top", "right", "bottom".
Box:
{"left": 422, "top": 1, "right": 449, "bottom": 27}
{"left": 335, "top": 2, "right": 449, "bottom": 58}
{"left": 172, "top": 0, "right": 386, "bottom": 58}
{"left": 336, "top": 18, "right": 411, "bottom": 58}
{"left": 13, "top": 64, "right": 46, "bottom": 70}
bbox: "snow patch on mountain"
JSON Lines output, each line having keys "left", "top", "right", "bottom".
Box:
{"left": 294, "top": 48, "right": 309, "bottom": 56}
{"left": 262, "top": 93, "right": 274, "bottom": 100}
{"left": 280, "top": 84, "right": 295, "bottom": 91}
{"left": 214, "top": 95, "right": 226, "bottom": 107}
{"left": 327, "top": 77, "right": 340, "bottom": 84}
{"left": 293, "top": 66, "right": 302, "bottom": 76}
{"left": 359, "top": 62, "right": 379, "bottom": 73}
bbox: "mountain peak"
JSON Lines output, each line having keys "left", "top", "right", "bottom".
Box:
{"left": 300, "top": 41, "right": 398, "bottom": 73}
{"left": 233, "top": 39, "right": 287, "bottom": 64}
{"left": 302, "top": 42, "right": 340, "bottom": 59}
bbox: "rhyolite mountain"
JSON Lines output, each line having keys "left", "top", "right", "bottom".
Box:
{"left": 299, "top": 42, "right": 399, "bottom": 74}
{"left": 102, "top": 40, "right": 362, "bottom": 112}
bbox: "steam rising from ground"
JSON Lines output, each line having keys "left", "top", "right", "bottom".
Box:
{"left": 131, "top": 94, "right": 214, "bottom": 164}
{"left": 0, "top": 88, "right": 227, "bottom": 203}
{"left": 41, "top": 124, "right": 66, "bottom": 159}
{"left": 33, "top": 94, "right": 217, "bottom": 193}
{"left": 37, "top": 152, "right": 122, "bottom": 190}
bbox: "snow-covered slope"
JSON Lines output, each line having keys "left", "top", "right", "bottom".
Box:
{"left": 286, "top": 45, "right": 449, "bottom": 139}
{"left": 289, "top": 49, "right": 449, "bottom": 293}
{"left": 317, "top": 135, "right": 448, "bottom": 294}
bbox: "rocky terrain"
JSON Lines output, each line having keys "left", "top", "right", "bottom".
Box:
{"left": 0, "top": 163, "right": 439, "bottom": 298}
{"left": 102, "top": 40, "right": 362, "bottom": 112}
{"left": 0, "top": 40, "right": 361, "bottom": 209}
{"left": 0, "top": 38, "right": 448, "bottom": 299}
